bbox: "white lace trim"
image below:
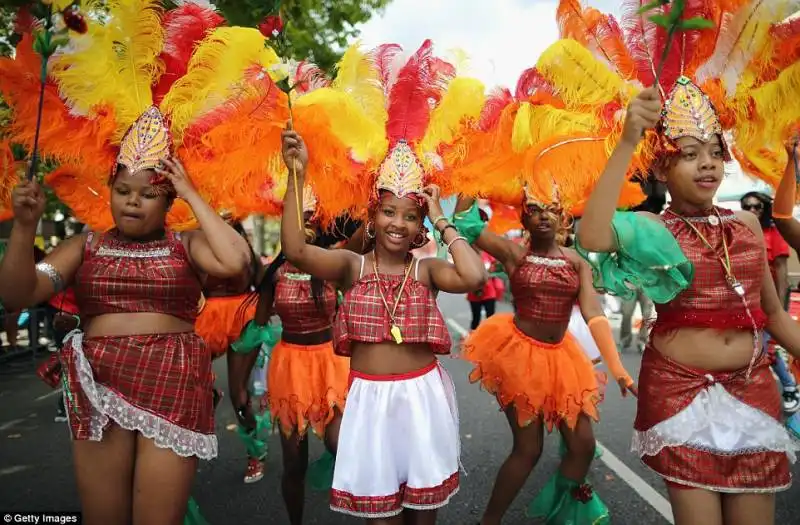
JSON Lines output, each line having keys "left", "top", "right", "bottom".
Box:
{"left": 631, "top": 381, "right": 799, "bottom": 462}
{"left": 67, "top": 331, "right": 218, "bottom": 460}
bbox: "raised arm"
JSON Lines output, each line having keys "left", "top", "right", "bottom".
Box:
{"left": 577, "top": 88, "right": 662, "bottom": 252}
{"left": 0, "top": 181, "right": 86, "bottom": 311}
{"left": 574, "top": 253, "right": 636, "bottom": 396}
{"left": 280, "top": 129, "right": 360, "bottom": 283}
{"left": 454, "top": 195, "right": 525, "bottom": 271}
{"left": 773, "top": 141, "right": 800, "bottom": 249}
{"left": 422, "top": 187, "right": 487, "bottom": 294}
{"left": 156, "top": 158, "right": 251, "bottom": 278}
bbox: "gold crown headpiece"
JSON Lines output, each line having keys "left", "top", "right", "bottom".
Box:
{"left": 522, "top": 181, "right": 562, "bottom": 214}
{"left": 303, "top": 184, "right": 318, "bottom": 214}
{"left": 116, "top": 106, "right": 172, "bottom": 176}
{"left": 661, "top": 77, "right": 723, "bottom": 144}
{"left": 375, "top": 140, "right": 425, "bottom": 199}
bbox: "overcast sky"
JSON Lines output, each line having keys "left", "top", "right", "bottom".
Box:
{"left": 353, "top": 0, "right": 621, "bottom": 89}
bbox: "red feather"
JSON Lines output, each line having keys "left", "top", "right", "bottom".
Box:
{"left": 654, "top": 0, "right": 713, "bottom": 89}
{"left": 369, "top": 43, "right": 403, "bottom": 91}
{"left": 479, "top": 87, "right": 513, "bottom": 131}
{"left": 385, "top": 39, "right": 455, "bottom": 147}
{"left": 152, "top": 3, "right": 226, "bottom": 105}
{"left": 763, "top": 16, "right": 800, "bottom": 82}
{"left": 621, "top": 0, "right": 660, "bottom": 87}
{"left": 514, "top": 67, "right": 554, "bottom": 100}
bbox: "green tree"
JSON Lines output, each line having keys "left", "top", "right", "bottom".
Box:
{"left": 211, "top": 0, "right": 391, "bottom": 72}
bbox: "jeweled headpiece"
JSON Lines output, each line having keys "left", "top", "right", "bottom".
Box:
{"left": 376, "top": 140, "right": 425, "bottom": 199}
{"left": 303, "top": 184, "right": 317, "bottom": 214}
{"left": 116, "top": 106, "right": 172, "bottom": 175}
{"left": 661, "top": 77, "right": 723, "bottom": 143}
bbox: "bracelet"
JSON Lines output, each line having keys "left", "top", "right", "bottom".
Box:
{"left": 35, "top": 262, "right": 65, "bottom": 294}
{"left": 431, "top": 216, "right": 448, "bottom": 229}
{"left": 446, "top": 236, "right": 468, "bottom": 251}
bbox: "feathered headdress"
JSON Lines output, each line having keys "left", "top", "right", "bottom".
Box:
{"left": 514, "top": 0, "right": 800, "bottom": 195}
{"left": 444, "top": 59, "right": 646, "bottom": 218}
{"left": 0, "top": 0, "right": 314, "bottom": 228}
{"left": 288, "top": 40, "right": 486, "bottom": 221}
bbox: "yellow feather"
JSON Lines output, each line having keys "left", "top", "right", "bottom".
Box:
{"left": 418, "top": 77, "right": 485, "bottom": 162}
{"left": 535, "top": 39, "right": 628, "bottom": 112}
{"left": 332, "top": 44, "right": 388, "bottom": 131}
{"left": 750, "top": 61, "right": 800, "bottom": 146}
{"left": 50, "top": 0, "right": 164, "bottom": 141}
{"left": 512, "top": 102, "right": 600, "bottom": 152}
{"left": 159, "top": 27, "right": 280, "bottom": 145}
{"left": 511, "top": 102, "right": 535, "bottom": 151}
{"left": 294, "top": 88, "right": 388, "bottom": 164}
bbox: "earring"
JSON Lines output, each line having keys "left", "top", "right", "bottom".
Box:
{"left": 411, "top": 227, "right": 429, "bottom": 249}
{"left": 366, "top": 221, "right": 375, "bottom": 239}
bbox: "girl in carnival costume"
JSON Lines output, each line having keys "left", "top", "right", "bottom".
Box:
{"left": 0, "top": 1, "right": 302, "bottom": 523}
{"left": 446, "top": 63, "right": 637, "bottom": 525}
{"left": 277, "top": 40, "right": 488, "bottom": 523}
{"left": 556, "top": 1, "right": 800, "bottom": 523}
{"left": 229, "top": 183, "right": 353, "bottom": 523}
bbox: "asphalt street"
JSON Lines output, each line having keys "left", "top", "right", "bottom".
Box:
{"left": 1, "top": 293, "right": 799, "bottom": 524}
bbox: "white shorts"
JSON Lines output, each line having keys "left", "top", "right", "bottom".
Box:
{"left": 330, "top": 360, "right": 461, "bottom": 518}
{"left": 568, "top": 305, "right": 601, "bottom": 362}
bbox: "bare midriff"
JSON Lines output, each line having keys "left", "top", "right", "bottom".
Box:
{"left": 349, "top": 342, "right": 436, "bottom": 375}
{"left": 514, "top": 316, "right": 569, "bottom": 344}
{"left": 652, "top": 328, "right": 756, "bottom": 372}
{"left": 83, "top": 312, "right": 194, "bottom": 338}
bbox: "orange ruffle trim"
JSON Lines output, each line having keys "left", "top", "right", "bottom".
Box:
{"left": 462, "top": 313, "right": 602, "bottom": 431}
{"left": 195, "top": 295, "right": 254, "bottom": 359}
{"left": 267, "top": 340, "right": 349, "bottom": 438}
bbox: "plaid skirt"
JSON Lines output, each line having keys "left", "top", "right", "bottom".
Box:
{"left": 55, "top": 330, "right": 217, "bottom": 459}
{"left": 632, "top": 347, "right": 798, "bottom": 492}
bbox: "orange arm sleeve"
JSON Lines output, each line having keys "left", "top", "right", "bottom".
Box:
{"left": 774, "top": 150, "right": 796, "bottom": 219}
{"left": 588, "top": 316, "right": 633, "bottom": 386}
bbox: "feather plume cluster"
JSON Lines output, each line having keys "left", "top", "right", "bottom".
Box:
{"left": 447, "top": 0, "right": 799, "bottom": 221}
{"left": 0, "top": 0, "right": 316, "bottom": 228}
{"left": 291, "top": 39, "right": 486, "bottom": 223}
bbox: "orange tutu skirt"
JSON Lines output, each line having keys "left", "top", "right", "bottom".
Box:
{"left": 267, "top": 340, "right": 349, "bottom": 438}
{"left": 195, "top": 295, "right": 255, "bottom": 360}
{"left": 462, "top": 313, "right": 602, "bottom": 431}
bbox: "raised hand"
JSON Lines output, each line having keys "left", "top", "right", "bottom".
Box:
{"left": 622, "top": 87, "right": 662, "bottom": 146}
{"left": 156, "top": 157, "right": 197, "bottom": 200}
{"left": 11, "top": 179, "right": 46, "bottom": 228}
{"left": 281, "top": 129, "right": 309, "bottom": 175}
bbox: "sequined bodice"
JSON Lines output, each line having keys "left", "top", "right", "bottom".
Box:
{"left": 74, "top": 231, "right": 202, "bottom": 323}
{"left": 334, "top": 264, "right": 451, "bottom": 356}
{"left": 273, "top": 263, "right": 337, "bottom": 334}
{"left": 511, "top": 253, "right": 580, "bottom": 324}
{"left": 654, "top": 207, "right": 766, "bottom": 331}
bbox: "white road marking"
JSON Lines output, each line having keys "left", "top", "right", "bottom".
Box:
{"left": 35, "top": 389, "right": 62, "bottom": 402}
{"left": 447, "top": 318, "right": 469, "bottom": 338}
{"left": 596, "top": 444, "right": 674, "bottom": 523}
{"left": 0, "top": 418, "right": 25, "bottom": 431}
{"left": 446, "top": 317, "right": 675, "bottom": 524}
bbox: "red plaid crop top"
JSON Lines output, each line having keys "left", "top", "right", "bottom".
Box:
{"left": 74, "top": 231, "right": 202, "bottom": 323}
{"left": 653, "top": 207, "right": 767, "bottom": 333}
{"left": 333, "top": 255, "right": 451, "bottom": 356}
{"left": 273, "top": 262, "right": 337, "bottom": 334}
{"left": 511, "top": 253, "right": 579, "bottom": 324}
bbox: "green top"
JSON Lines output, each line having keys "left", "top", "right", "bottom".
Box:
{"left": 574, "top": 211, "right": 693, "bottom": 304}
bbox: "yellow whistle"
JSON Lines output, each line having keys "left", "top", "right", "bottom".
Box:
{"left": 390, "top": 325, "right": 403, "bottom": 345}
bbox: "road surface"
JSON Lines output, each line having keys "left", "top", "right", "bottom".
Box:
{"left": 1, "top": 293, "right": 798, "bottom": 523}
